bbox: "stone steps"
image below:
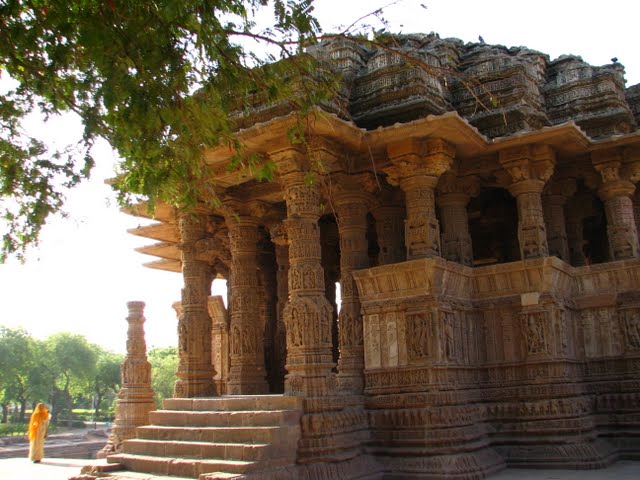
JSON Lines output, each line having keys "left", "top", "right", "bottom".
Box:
{"left": 164, "top": 395, "right": 300, "bottom": 412}
{"left": 107, "top": 396, "right": 302, "bottom": 479}
{"left": 122, "top": 439, "right": 270, "bottom": 461}
{"left": 108, "top": 453, "right": 254, "bottom": 477}
{"left": 135, "top": 425, "right": 293, "bottom": 443}
{"left": 148, "top": 409, "right": 300, "bottom": 427}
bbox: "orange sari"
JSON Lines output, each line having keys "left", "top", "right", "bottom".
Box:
{"left": 28, "top": 403, "right": 50, "bottom": 462}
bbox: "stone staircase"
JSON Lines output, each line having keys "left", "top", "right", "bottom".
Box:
{"left": 107, "top": 395, "right": 302, "bottom": 479}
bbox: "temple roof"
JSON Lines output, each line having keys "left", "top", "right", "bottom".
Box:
{"left": 302, "top": 34, "right": 639, "bottom": 139}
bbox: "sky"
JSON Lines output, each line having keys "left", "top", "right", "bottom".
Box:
{"left": 0, "top": 0, "right": 638, "bottom": 354}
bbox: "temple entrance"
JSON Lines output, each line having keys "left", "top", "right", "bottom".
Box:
{"left": 468, "top": 187, "right": 520, "bottom": 265}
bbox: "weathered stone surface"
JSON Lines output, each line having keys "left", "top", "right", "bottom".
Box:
{"left": 546, "top": 56, "right": 635, "bottom": 138}
{"left": 123, "top": 31, "right": 640, "bottom": 480}
{"left": 99, "top": 302, "right": 155, "bottom": 458}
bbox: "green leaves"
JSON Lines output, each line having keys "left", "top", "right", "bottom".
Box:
{"left": 0, "top": 0, "right": 337, "bottom": 261}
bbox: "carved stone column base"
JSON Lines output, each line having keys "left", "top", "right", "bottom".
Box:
{"left": 98, "top": 394, "right": 155, "bottom": 458}
{"left": 226, "top": 367, "right": 269, "bottom": 395}
{"left": 174, "top": 375, "right": 216, "bottom": 398}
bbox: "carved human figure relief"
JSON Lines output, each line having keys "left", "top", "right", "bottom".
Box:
{"left": 407, "top": 313, "right": 433, "bottom": 360}
{"left": 620, "top": 309, "right": 640, "bottom": 350}
{"left": 524, "top": 312, "right": 547, "bottom": 355}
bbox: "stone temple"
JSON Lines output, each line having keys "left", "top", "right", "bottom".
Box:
{"left": 106, "top": 34, "right": 640, "bottom": 479}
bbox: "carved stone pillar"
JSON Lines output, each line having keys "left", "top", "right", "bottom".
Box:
{"left": 384, "top": 138, "right": 455, "bottom": 260}
{"left": 371, "top": 185, "right": 406, "bottom": 265}
{"left": 270, "top": 224, "right": 289, "bottom": 393}
{"left": 334, "top": 176, "right": 371, "bottom": 394}
{"left": 175, "top": 214, "right": 215, "bottom": 398}
{"left": 273, "top": 150, "right": 336, "bottom": 396}
{"left": 99, "top": 302, "right": 155, "bottom": 457}
{"left": 543, "top": 178, "right": 576, "bottom": 263}
{"left": 207, "top": 296, "right": 230, "bottom": 395}
{"left": 567, "top": 193, "right": 590, "bottom": 266}
{"left": 436, "top": 173, "right": 479, "bottom": 266}
{"left": 634, "top": 189, "right": 640, "bottom": 237}
{"left": 225, "top": 214, "right": 268, "bottom": 394}
{"left": 500, "top": 145, "right": 555, "bottom": 260}
{"left": 258, "top": 233, "right": 279, "bottom": 393}
{"left": 593, "top": 151, "right": 640, "bottom": 260}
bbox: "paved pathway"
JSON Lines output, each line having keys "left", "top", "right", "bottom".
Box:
{"left": 0, "top": 457, "right": 104, "bottom": 480}
{"left": 1, "top": 457, "right": 639, "bottom": 480}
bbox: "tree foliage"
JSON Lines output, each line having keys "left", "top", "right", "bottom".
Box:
{"left": 92, "top": 351, "right": 123, "bottom": 418}
{"left": 148, "top": 346, "right": 178, "bottom": 407}
{"left": 0, "top": 326, "right": 196, "bottom": 424}
{"left": 0, "top": 0, "right": 333, "bottom": 261}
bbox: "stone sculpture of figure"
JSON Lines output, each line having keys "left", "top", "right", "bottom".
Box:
{"left": 526, "top": 315, "right": 546, "bottom": 354}
{"left": 626, "top": 313, "right": 640, "bottom": 349}
{"left": 28, "top": 403, "right": 51, "bottom": 463}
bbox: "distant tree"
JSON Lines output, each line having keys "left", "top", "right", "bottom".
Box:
{"left": 43, "top": 333, "right": 98, "bottom": 423}
{"left": 148, "top": 347, "right": 179, "bottom": 407}
{"left": 92, "top": 351, "right": 123, "bottom": 419}
{"left": 0, "top": 326, "right": 39, "bottom": 422}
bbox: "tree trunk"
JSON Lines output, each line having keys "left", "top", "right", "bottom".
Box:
{"left": 94, "top": 392, "right": 103, "bottom": 419}
{"left": 19, "top": 399, "right": 26, "bottom": 422}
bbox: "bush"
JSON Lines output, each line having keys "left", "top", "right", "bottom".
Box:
{"left": 0, "top": 423, "right": 27, "bottom": 437}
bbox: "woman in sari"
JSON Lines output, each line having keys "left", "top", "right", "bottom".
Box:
{"left": 28, "top": 403, "right": 50, "bottom": 463}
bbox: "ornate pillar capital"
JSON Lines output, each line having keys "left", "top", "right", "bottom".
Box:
{"left": 384, "top": 138, "right": 455, "bottom": 185}
{"left": 592, "top": 157, "right": 636, "bottom": 201}
{"left": 499, "top": 144, "right": 556, "bottom": 184}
